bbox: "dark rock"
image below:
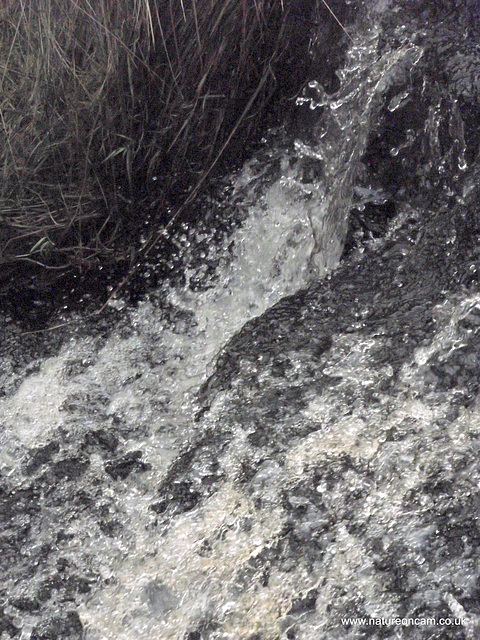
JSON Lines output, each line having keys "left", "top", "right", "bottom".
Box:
{"left": 25, "top": 442, "right": 60, "bottom": 474}
{"left": 52, "top": 456, "right": 89, "bottom": 481}
{"left": 151, "top": 480, "right": 202, "bottom": 516}
{"left": 83, "top": 429, "right": 119, "bottom": 454}
{"left": 30, "top": 611, "right": 83, "bottom": 640}
{"left": 104, "top": 450, "right": 151, "bottom": 480}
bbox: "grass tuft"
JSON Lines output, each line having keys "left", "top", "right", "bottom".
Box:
{"left": 0, "top": 0, "right": 325, "bottom": 287}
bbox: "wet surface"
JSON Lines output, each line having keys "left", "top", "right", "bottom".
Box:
{"left": 2, "top": 1, "right": 480, "bottom": 639}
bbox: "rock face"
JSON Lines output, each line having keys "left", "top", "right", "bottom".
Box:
{"left": 2, "top": 1, "right": 480, "bottom": 639}
{"left": 184, "top": 199, "right": 480, "bottom": 639}
{"left": 154, "top": 3, "right": 480, "bottom": 637}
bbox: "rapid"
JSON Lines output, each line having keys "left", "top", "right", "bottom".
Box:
{"left": 2, "top": 1, "right": 480, "bottom": 638}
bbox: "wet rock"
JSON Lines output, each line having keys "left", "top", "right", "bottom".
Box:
{"left": 104, "top": 450, "right": 151, "bottom": 480}
{"left": 30, "top": 611, "right": 83, "bottom": 640}
{"left": 59, "top": 391, "right": 109, "bottom": 415}
{"left": 150, "top": 480, "right": 203, "bottom": 517}
{"left": 25, "top": 442, "right": 60, "bottom": 475}
{"left": 3, "top": 3, "right": 480, "bottom": 639}
{"left": 52, "top": 456, "right": 90, "bottom": 481}
{"left": 82, "top": 429, "right": 119, "bottom": 455}
{"left": 63, "top": 357, "right": 94, "bottom": 378}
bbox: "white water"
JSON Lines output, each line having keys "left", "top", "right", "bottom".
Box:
{"left": 296, "top": 21, "right": 422, "bottom": 272}
{"left": 3, "top": 5, "right": 479, "bottom": 639}
{"left": 0, "top": 14, "right": 398, "bottom": 464}
{"left": 0, "top": 120, "right": 329, "bottom": 640}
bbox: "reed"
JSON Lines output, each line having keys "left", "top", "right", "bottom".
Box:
{"left": 0, "top": 0, "right": 321, "bottom": 282}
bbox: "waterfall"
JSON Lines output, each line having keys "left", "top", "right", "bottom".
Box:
{"left": 2, "top": 1, "right": 480, "bottom": 639}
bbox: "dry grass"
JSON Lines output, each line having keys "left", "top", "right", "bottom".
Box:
{"left": 0, "top": 0, "right": 321, "bottom": 279}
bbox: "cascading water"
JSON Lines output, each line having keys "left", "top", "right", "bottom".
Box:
{"left": 2, "top": 1, "right": 480, "bottom": 639}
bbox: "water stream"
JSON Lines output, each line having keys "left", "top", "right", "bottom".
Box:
{"left": 2, "top": 1, "right": 480, "bottom": 639}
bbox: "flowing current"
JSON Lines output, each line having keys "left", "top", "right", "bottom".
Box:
{"left": 2, "top": 2, "right": 480, "bottom": 639}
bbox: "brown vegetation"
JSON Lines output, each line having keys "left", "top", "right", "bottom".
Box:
{"left": 0, "top": 0, "right": 323, "bottom": 290}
